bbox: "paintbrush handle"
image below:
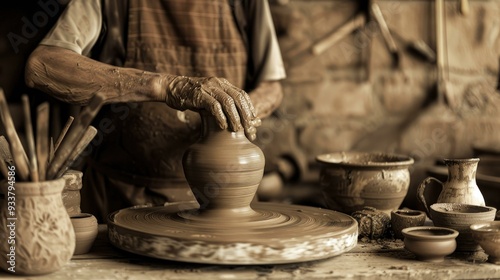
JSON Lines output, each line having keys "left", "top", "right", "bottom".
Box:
{"left": 36, "top": 102, "right": 50, "bottom": 181}
{"left": 0, "top": 136, "right": 14, "bottom": 165}
{"left": 22, "top": 95, "right": 39, "bottom": 182}
{"left": 54, "top": 116, "right": 74, "bottom": 152}
{"left": 47, "top": 93, "right": 105, "bottom": 179}
{"left": 0, "top": 88, "right": 30, "bottom": 181}
{"left": 55, "top": 126, "right": 97, "bottom": 179}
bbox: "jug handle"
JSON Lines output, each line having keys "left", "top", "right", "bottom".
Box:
{"left": 417, "top": 177, "right": 442, "bottom": 217}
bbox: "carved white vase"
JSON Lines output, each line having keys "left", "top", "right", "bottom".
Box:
{"left": 0, "top": 178, "right": 75, "bottom": 275}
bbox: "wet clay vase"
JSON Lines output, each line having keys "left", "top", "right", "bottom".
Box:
{"left": 62, "top": 170, "right": 83, "bottom": 216}
{"left": 71, "top": 213, "right": 98, "bottom": 255}
{"left": 402, "top": 226, "right": 459, "bottom": 262}
{"left": 0, "top": 178, "right": 75, "bottom": 275}
{"left": 352, "top": 206, "right": 391, "bottom": 239}
{"left": 417, "top": 158, "right": 485, "bottom": 217}
{"left": 470, "top": 221, "right": 500, "bottom": 264}
{"left": 317, "top": 152, "right": 414, "bottom": 215}
{"left": 430, "top": 203, "right": 496, "bottom": 251}
{"left": 182, "top": 111, "right": 265, "bottom": 219}
{"left": 391, "top": 209, "right": 427, "bottom": 240}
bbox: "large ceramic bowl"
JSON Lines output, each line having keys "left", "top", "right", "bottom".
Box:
{"left": 316, "top": 152, "right": 414, "bottom": 215}
{"left": 470, "top": 221, "right": 500, "bottom": 264}
{"left": 430, "top": 203, "right": 497, "bottom": 251}
{"left": 402, "top": 226, "right": 459, "bottom": 262}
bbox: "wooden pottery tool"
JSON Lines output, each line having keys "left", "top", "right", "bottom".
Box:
{"left": 0, "top": 88, "right": 30, "bottom": 180}
{"left": 36, "top": 102, "right": 50, "bottom": 181}
{"left": 0, "top": 136, "right": 13, "bottom": 166}
{"left": 0, "top": 136, "right": 10, "bottom": 178}
{"left": 47, "top": 93, "right": 105, "bottom": 179}
{"left": 22, "top": 95, "right": 39, "bottom": 182}
{"left": 49, "top": 137, "right": 54, "bottom": 163}
{"left": 108, "top": 112, "right": 358, "bottom": 265}
{"left": 54, "top": 116, "right": 74, "bottom": 152}
{"left": 55, "top": 126, "right": 97, "bottom": 179}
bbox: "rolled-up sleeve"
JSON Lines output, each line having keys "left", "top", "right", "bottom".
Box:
{"left": 40, "top": 0, "right": 102, "bottom": 56}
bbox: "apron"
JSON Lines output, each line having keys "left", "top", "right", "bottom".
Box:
{"left": 81, "top": 0, "right": 248, "bottom": 222}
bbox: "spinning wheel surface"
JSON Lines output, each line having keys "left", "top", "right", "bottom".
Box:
{"left": 108, "top": 202, "right": 358, "bottom": 264}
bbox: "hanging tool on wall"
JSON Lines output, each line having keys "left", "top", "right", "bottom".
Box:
{"left": 311, "top": 13, "right": 366, "bottom": 56}
{"left": 436, "top": 0, "right": 456, "bottom": 107}
{"left": 389, "top": 29, "right": 436, "bottom": 64}
{"left": 460, "top": 0, "right": 470, "bottom": 16}
{"left": 371, "top": 3, "right": 400, "bottom": 68}
{"left": 287, "top": 12, "right": 366, "bottom": 69}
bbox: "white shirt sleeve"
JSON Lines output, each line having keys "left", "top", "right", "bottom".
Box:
{"left": 40, "top": 0, "right": 102, "bottom": 56}
{"left": 248, "top": 1, "right": 286, "bottom": 83}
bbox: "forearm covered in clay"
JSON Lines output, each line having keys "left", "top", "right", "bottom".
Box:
{"left": 25, "top": 45, "right": 165, "bottom": 105}
{"left": 25, "top": 45, "right": 263, "bottom": 139}
{"left": 248, "top": 81, "right": 283, "bottom": 119}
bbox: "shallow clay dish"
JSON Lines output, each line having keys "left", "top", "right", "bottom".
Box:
{"left": 108, "top": 202, "right": 358, "bottom": 265}
{"left": 470, "top": 221, "right": 500, "bottom": 264}
{"left": 317, "top": 152, "right": 414, "bottom": 215}
{"left": 402, "top": 226, "right": 459, "bottom": 262}
{"left": 430, "top": 203, "right": 497, "bottom": 251}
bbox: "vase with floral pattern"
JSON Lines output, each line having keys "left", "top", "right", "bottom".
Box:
{"left": 0, "top": 177, "right": 75, "bottom": 275}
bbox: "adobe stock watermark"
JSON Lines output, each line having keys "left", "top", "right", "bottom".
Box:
{"left": 8, "top": 0, "right": 67, "bottom": 54}
{"left": 4, "top": 165, "right": 17, "bottom": 273}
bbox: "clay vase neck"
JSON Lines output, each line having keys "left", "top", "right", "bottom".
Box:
{"left": 417, "top": 158, "right": 485, "bottom": 216}
{"left": 182, "top": 111, "right": 265, "bottom": 220}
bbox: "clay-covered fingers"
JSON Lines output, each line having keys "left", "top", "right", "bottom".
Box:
{"left": 164, "top": 76, "right": 259, "bottom": 135}
{"left": 215, "top": 78, "right": 257, "bottom": 132}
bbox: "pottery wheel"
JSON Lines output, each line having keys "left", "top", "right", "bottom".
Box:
{"left": 108, "top": 202, "right": 358, "bottom": 265}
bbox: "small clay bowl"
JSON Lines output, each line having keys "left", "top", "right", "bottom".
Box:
{"left": 430, "top": 203, "right": 497, "bottom": 251}
{"left": 470, "top": 221, "right": 500, "bottom": 264}
{"left": 70, "top": 213, "right": 98, "bottom": 255}
{"left": 391, "top": 209, "right": 427, "bottom": 240}
{"left": 402, "top": 226, "right": 459, "bottom": 262}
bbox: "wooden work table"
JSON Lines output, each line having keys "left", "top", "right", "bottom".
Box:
{"left": 2, "top": 225, "right": 499, "bottom": 280}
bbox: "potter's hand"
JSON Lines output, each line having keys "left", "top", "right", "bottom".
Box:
{"left": 161, "top": 75, "right": 260, "bottom": 140}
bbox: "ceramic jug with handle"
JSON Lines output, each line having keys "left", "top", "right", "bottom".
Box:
{"left": 417, "top": 158, "right": 485, "bottom": 216}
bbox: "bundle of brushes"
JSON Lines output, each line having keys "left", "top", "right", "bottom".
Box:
{"left": 0, "top": 88, "right": 105, "bottom": 182}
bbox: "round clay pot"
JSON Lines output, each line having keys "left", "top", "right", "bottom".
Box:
{"left": 402, "top": 226, "right": 459, "bottom": 262}
{"left": 470, "top": 221, "right": 500, "bottom": 264}
{"left": 430, "top": 203, "right": 497, "bottom": 251}
{"left": 316, "top": 152, "right": 414, "bottom": 215}
{"left": 391, "top": 209, "right": 427, "bottom": 240}
{"left": 70, "top": 213, "right": 98, "bottom": 255}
